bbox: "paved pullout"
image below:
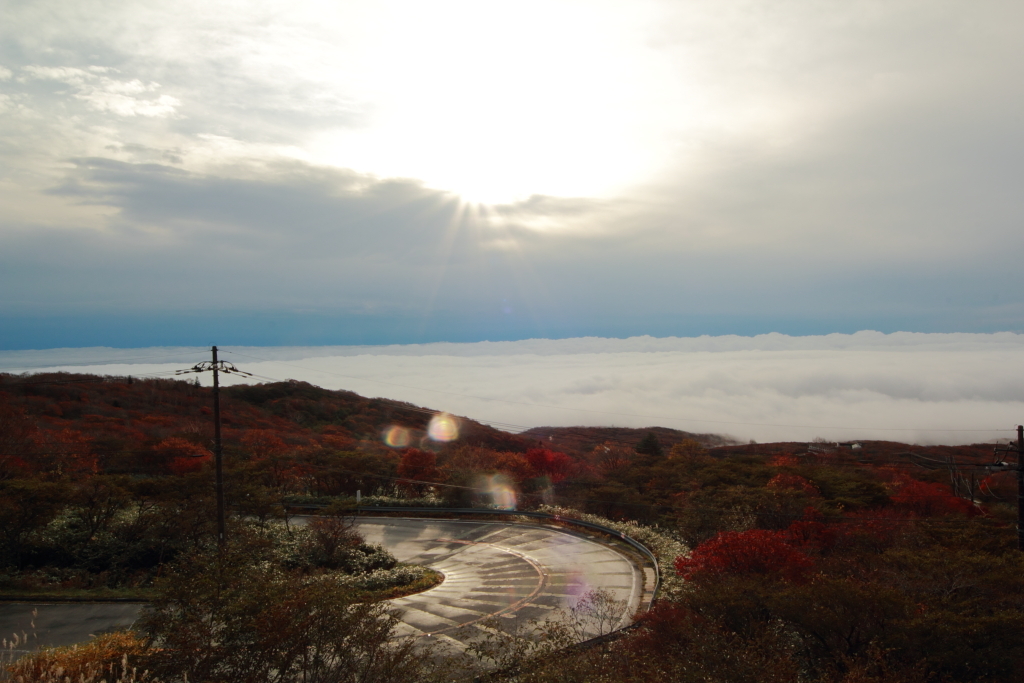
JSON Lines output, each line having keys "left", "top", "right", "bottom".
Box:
{"left": 0, "top": 517, "right": 646, "bottom": 657}
{"left": 351, "top": 517, "right": 645, "bottom": 651}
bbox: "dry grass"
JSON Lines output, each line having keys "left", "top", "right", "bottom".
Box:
{"left": 3, "top": 631, "right": 154, "bottom": 683}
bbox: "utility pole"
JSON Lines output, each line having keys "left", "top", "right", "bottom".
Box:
{"left": 177, "top": 346, "right": 251, "bottom": 548}
{"left": 993, "top": 425, "right": 1024, "bottom": 551}
{"left": 1019, "top": 424, "right": 1023, "bottom": 552}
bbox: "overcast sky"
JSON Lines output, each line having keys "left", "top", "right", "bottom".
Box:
{"left": 2, "top": 2, "right": 1023, "bottom": 443}
{"left": 2, "top": 0, "right": 1022, "bottom": 349}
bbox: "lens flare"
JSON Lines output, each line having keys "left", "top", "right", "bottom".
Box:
{"left": 567, "top": 570, "right": 594, "bottom": 599}
{"left": 427, "top": 413, "right": 459, "bottom": 442}
{"left": 383, "top": 425, "right": 411, "bottom": 448}
{"left": 475, "top": 473, "right": 517, "bottom": 510}
{"left": 538, "top": 480, "right": 555, "bottom": 505}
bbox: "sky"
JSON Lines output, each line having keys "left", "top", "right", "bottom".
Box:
{"left": 1, "top": 332, "right": 1020, "bottom": 444}
{"left": 1, "top": 0, "right": 1022, "bottom": 349}
{"left": 2, "top": 2, "right": 1022, "bottom": 442}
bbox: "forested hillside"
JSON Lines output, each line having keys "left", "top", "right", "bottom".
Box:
{"left": 3, "top": 372, "right": 1023, "bottom": 682}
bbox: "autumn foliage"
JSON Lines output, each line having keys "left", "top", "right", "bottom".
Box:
{"left": 155, "top": 436, "right": 213, "bottom": 475}
{"left": 675, "top": 528, "right": 815, "bottom": 582}
{"left": 396, "top": 448, "right": 442, "bottom": 495}
{"left": 766, "top": 472, "right": 819, "bottom": 495}
{"left": 891, "top": 477, "right": 977, "bottom": 517}
{"left": 525, "top": 447, "right": 575, "bottom": 483}
{"left": 2, "top": 372, "right": 1021, "bottom": 683}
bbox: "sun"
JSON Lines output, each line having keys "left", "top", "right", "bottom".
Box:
{"left": 306, "top": 0, "right": 668, "bottom": 205}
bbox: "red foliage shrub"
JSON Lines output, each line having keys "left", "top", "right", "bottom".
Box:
{"left": 891, "top": 478, "right": 976, "bottom": 517}
{"left": 675, "top": 528, "right": 815, "bottom": 582}
{"left": 156, "top": 437, "right": 212, "bottom": 475}
{"left": 785, "top": 507, "right": 837, "bottom": 552}
{"left": 169, "top": 455, "right": 210, "bottom": 475}
{"left": 769, "top": 454, "right": 800, "bottom": 467}
{"left": 320, "top": 433, "right": 357, "bottom": 451}
{"left": 833, "top": 508, "right": 911, "bottom": 550}
{"left": 242, "top": 429, "right": 288, "bottom": 459}
{"left": 492, "top": 451, "right": 534, "bottom": 483}
{"left": 767, "top": 473, "right": 819, "bottom": 496}
{"left": 397, "top": 448, "right": 442, "bottom": 493}
{"left": 156, "top": 437, "right": 212, "bottom": 458}
{"left": 525, "top": 448, "right": 574, "bottom": 483}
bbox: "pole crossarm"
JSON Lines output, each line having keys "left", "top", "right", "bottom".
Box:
{"left": 175, "top": 360, "right": 252, "bottom": 378}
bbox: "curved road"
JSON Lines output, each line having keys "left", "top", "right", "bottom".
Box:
{"left": 353, "top": 517, "right": 649, "bottom": 650}
{"left": 0, "top": 517, "right": 650, "bottom": 656}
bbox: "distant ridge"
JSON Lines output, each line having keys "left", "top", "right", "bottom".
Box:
{"left": 0, "top": 372, "right": 735, "bottom": 458}
{"left": 518, "top": 425, "right": 737, "bottom": 456}
{"left": 224, "top": 379, "right": 536, "bottom": 452}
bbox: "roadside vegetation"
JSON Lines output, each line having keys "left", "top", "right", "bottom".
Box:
{"left": 2, "top": 373, "right": 1022, "bottom": 682}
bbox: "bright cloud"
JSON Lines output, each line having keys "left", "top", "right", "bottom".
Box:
{"left": 23, "top": 66, "right": 180, "bottom": 117}
{"left": 3, "top": 332, "right": 1020, "bottom": 445}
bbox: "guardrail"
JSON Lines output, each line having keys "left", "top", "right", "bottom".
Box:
{"left": 291, "top": 504, "right": 661, "bottom": 606}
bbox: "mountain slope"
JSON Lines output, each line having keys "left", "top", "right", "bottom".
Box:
{"left": 519, "top": 425, "right": 737, "bottom": 456}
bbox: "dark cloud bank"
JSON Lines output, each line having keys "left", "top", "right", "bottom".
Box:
{"left": 2, "top": 154, "right": 1020, "bottom": 350}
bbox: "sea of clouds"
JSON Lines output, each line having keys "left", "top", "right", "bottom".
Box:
{"left": 2, "top": 331, "right": 1021, "bottom": 445}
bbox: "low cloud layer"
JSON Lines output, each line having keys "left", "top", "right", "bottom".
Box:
{"left": 4, "top": 332, "right": 1020, "bottom": 445}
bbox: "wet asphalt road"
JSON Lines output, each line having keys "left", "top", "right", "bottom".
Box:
{"left": 0, "top": 517, "right": 648, "bottom": 657}
{"left": 351, "top": 517, "right": 647, "bottom": 651}
{"left": 0, "top": 602, "right": 141, "bottom": 660}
